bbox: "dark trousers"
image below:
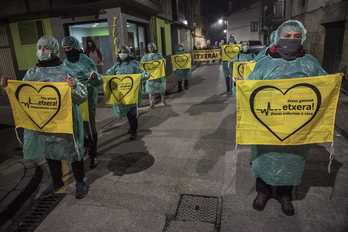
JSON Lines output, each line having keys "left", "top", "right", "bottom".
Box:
{"left": 225, "top": 77, "right": 231, "bottom": 89}
{"left": 84, "top": 133, "right": 98, "bottom": 158}
{"left": 178, "top": 80, "right": 188, "bottom": 89}
{"left": 46, "top": 158, "right": 85, "bottom": 184}
{"left": 256, "top": 177, "right": 293, "bottom": 197}
{"left": 127, "top": 112, "right": 138, "bottom": 134}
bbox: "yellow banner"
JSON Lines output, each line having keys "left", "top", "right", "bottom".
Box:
{"left": 236, "top": 74, "right": 342, "bottom": 145}
{"left": 139, "top": 59, "right": 165, "bottom": 80}
{"left": 79, "top": 82, "right": 89, "bottom": 121}
{"left": 6, "top": 80, "right": 73, "bottom": 134}
{"left": 171, "top": 54, "right": 192, "bottom": 69}
{"left": 102, "top": 74, "right": 141, "bottom": 105}
{"left": 232, "top": 62, "right": 256, "bottom": 79}
{"left": 221, "top": 44, "right": 241, "bottom": 61}
{"left": 192, "top": 49, "right": 221, "bottom": 61}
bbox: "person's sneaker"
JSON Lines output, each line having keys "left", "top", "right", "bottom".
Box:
{"left": 252, "top": 192, "right": 270, "bottom": 211}
{"left": 162, "top": 99, "right": 167, "bottom": 106}
{"left": 40, "top": 181, "right": 65, "bottom": 198}
{"left": 89, "top": 156, "right": 98, "bottom": 169}
{"left": 177, "top": 87, "right": 182, "bottom": 92}
{"left": 130, "top": 133, "right": 137, "bottom": 140}
{"left": 278, "top": 195, "right": 295, "bottom": 216}
{"left": 75, "top": 182, "right": 88, "bottom": 199}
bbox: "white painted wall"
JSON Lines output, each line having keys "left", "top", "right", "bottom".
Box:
{"left": 227, "top": 1, "right": 262, "bottom": 44}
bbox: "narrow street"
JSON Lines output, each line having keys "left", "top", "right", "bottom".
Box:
{"left": 0, "top": 64, "right": 348, "bottom": 232}
{"left": 22, "top": 64, "right": 347, "bottom": 231}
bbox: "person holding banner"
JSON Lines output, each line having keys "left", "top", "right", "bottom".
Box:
{"left": 141, "top": 43, "right": 166, "bottom": 109}
{"left": 1, "top": 36, "right": 88, "bottom": 199}
{"left": 221, "top": 35, "right": 237, "bottom": 93}
{"left": 61, "top": 36, "right": 104, "bottom": 169}
{"left": 238, "top": 20, "right": 329, "bottom": 216}
{"left": 175, "top": 44, "right": 192, "bottom": 92}
{"left": 106, "top": 45, "right": 149, "bottom": 140}
{"left": 230, "top": 41, "right": 255, "bottom": 97}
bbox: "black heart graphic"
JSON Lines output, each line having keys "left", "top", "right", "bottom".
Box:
{"left": 250, "top": 83, "right": 321, "bottom": 141}
{"left": 224, "top": 45, "right": 240, "bottom": 60}
{"left": 143, "top": 61, "right": 161, "bottom": 79}
{"left": 108, "top": 76, "right": 134, "bottom": 102}
{"left": 15, "top": 84, "right": 61, "bottom": 130}
{"left": 237, "top": 63, "right": 244, "bottom": 78}
{"left": 174, "top": 55, "right": 189, "bottom": 68}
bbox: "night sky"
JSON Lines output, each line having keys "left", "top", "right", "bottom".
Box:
{"left": 205, "top": 0, "right": 254, "bottom": 46}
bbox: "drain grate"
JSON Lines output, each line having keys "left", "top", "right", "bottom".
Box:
{"left": 175, "top": 194, "right": 222, "bottom": 224}
{"left": 9, "top": 193, "right": 66, "bottom": 232}
{"left": 108, "top": 152, "right": 155, "bottom": 176}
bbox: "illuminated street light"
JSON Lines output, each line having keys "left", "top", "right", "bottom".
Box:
{"left": 218, "top": 19, "right": 223, "bottom": 24}
{"left": 223, "top": 30, "right": 227, "bottom": 33}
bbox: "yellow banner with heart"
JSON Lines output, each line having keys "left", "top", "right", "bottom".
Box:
{"left": 139, "top": 59, "right": 165, "bottom": 80}
{"left": 171, "top": 54, "right": 192, "bottom": 69}
{"left": 221, "top": 44, "right": 241, "bottom": 61}
{"left": 236, "top": 74, "right": 342, "bottom": 145}
{"left": 102, "top": 74, "right": 141, "bottom": 105}
{"left": 232, "top": 62, "right": 256, "bottom": 79}
{"left": 6, "top": 80, "right": 73, "bottom": 134}
{"left": 79, "top": 82, "right": 89, "bottom": 121}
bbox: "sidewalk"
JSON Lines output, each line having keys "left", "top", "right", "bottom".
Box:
{"left": 0, "top": 63, "right": 199, "bottom": 227}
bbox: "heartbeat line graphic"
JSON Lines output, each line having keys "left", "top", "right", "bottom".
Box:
{"left": 21, "top": 97, "right": 38, "bottom": 109}
{"left": 256, "top": 102, "right": 281, "bottom": 116}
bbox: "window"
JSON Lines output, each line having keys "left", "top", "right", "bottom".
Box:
{"left": 251, "top": 22, "right": 258, "bottom": 32}
{"left": 18, "top": 20, "right": 44, "bottom": 45}
{"left": 127, "top": 21, "right": 147, "bottom": 60}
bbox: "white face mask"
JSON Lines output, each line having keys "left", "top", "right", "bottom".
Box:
{"left": 119, "top": 53, "right": 128, "bottom": 61}
{"left": 36, "top": 51, "right": 51, "bottom": 61}
{"left": 179, "top": 47, "right": 184, "bottom": 51}
{"left": 242, "top": 45, "right": 249, "bottom": 52}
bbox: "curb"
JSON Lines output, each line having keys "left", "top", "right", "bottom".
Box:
{"left": 0, "top": 159, "right": 42, "bottom": 226}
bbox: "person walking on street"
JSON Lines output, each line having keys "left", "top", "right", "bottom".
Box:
{"left": 1, "top": 36, "right": 88, "bottom": 199}
{"left": 106, "top": 45, "right": 149, "bottom": 140}
{"left": 61, "top": 36, "right": 104, "bottom": 169}
{"left": 221, "top": 35, "right": 237, "bottom": 93}
{"left": 175, "top": 44, "right": 192, "bottom": 92}
{"left": 236, "top": 20, "right": 329, "bottom": 216}
{"left": 141, "top": 43, "right": 166, "bottom": 109}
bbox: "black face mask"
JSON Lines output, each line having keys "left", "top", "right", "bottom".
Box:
{"left": 65, "top": 49, "right": 81, "bottom": 63}
{"left": 277, "top": 39, "right": 302, "bottom": 61}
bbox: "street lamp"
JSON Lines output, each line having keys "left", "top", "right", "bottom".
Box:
{"left": 218, "top": 19, "right": 223, "bottom": 24}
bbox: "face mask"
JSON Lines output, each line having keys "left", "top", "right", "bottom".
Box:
{"left": 228, "top": 42, "right": 235, "bottom": 45}
{"left": 179, "top": 47, "right": 184, "bottom": 51}
{"left": 119, "top": 53, "right": 128, "bottom": 61}
{"left": 277, "top": 39, "right": 302, "bottom": 61}
{"left": 242, "top": 45, "right": 249, "bottom": 52}
{"left": 65, "top": 49, "right": 81, "bottom": 63}
{"left": 36, "top": 51, "right": 51, "bottom": 61}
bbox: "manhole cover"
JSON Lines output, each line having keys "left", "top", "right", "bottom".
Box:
{"left": 175, "top": 194, "right": 222, "bottom": 224}
{"left": 10, "top": 193, "right": 66, "bottom": 232}
{"left": 108, "top": 152, "right": 155, "bottom": 176}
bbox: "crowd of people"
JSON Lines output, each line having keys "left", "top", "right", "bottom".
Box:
{"left": 0, "top": 20, "right": 340, "bottom": 217}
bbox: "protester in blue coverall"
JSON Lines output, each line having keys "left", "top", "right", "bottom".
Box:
{"left": 61, "top": 36, "right": 104, "bottom": 169}
{"left": 221, "top": 35, "right": 237, "bottom": 93}
{"left": 141, "top": 43, "right": 166, "bottom": 109}
{"left": 236, "top": 20, "right": 329, "bottom": 216}
{"left": 175, "top": 44, "right": 192, "bottom": 92}
{"left": 106, "top": 45, "right": 149, "bottom": 140}
{"left": 1, "top": 36, "right": 88, "bottom": 199}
